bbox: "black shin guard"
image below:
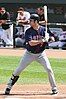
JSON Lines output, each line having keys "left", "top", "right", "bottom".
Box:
{"left": 10, "top": 74, "right": 19, "bottom": 86}
{"left": 5, "top": 74, "right": 19, "bottom": 95}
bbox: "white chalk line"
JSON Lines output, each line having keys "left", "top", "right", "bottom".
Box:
{"left": 0, "top": 91, "right": 66, "bottom": 99}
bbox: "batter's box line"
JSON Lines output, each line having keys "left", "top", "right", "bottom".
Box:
{"left": 0, "top": 91, "right": 51, "bottom": 95}
{"left": 10, "top": 91, "right": 52, "bottom": 95}
{"left": 0, "top": 91, "right": 66, "bottom": 97}
{"left": 2, "top": 94, "right": 66, "bottom": 99}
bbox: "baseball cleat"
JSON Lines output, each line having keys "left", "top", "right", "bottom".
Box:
{"left": 52, "top": 89, "right": 58, "bottom": 95}
{"left": 4, "top": 88, "right": 11, "bottom": 95}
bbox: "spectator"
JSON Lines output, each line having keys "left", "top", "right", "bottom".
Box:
{"left": 0, "top": 7, "right": 10, "bottom": 27}
{"left": 36, "top": 7, "right": 56, "bottom": 44}
{"left": 16, "top": 7, "right": 30, "bottom": 32}
{"left": 49, "top": 31, "right": 66, "bottom": 49}
{"left": 36, "top": 7, "right": 46, "bottom": 24}
{"left": 15, "top": 7, "right": 31, "bottom": 47}
{"left": 36, "top": 7, "right": 44, "bottom": 21}
{"left": 0, "top": 7, "right": 13, "bottom": 46}
{"left": 16, "top": 7, "right": 30, "bottom": 24}
{"left": 48, "top": 28, "right": 55, "bottom": 42}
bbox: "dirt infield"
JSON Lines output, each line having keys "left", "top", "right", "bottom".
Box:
{"left": 0, "top": 48, "right": 66, "bottom": 58}
{"left": 0, "top": 84, "right": 66, "bottom": 99}
{"left": 0, "top": 48, "right": 66, "bottom": 99}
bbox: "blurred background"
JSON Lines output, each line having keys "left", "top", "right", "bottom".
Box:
{"left": 0, "top": 0, "right": 66, "bottom": 49}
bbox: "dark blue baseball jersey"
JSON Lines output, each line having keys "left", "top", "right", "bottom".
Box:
{"left": 25, "top": 26, "right": 47, "bottom": 54}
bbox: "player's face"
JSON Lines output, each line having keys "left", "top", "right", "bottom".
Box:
{"left": 18, "top": 11, "right": 23, "bottom": 15}
{"left": 1, "top": 10, "right": 5, "bottom": 14}
{"left": 29, "top": 19, "right": 36, "bottom": 27}
{"left": 0, "top": 8, "right": 5, "bottom": 14}
{"left": 36, "top": 8, "right": 40, "bottom": 14}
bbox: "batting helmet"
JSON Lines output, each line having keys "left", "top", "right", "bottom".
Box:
{"left": 30, "top": 14, "right": 40, "bottom": 22}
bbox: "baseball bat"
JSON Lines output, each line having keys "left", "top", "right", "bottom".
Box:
{"left": 44, "top": 5, "right": 49, "bottom": 41}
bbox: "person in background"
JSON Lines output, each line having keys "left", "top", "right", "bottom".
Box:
{"left": 16, "top": 7, "right": 30, "bottom": 32}
{"left": 36, "top": 7, "right": 46, "bottom": 25}
{"left": 49, "top": 31, "right": 66, "bottom": 49}
{"left": 48, "top": 28, "right": 55, "bottom": 42}
{"left": 36, "top": 7, "right": 44, "bottom": 21}
{"left": 36, "top": 6, "right": 55, "bottom": 46}
{"left": 0, "top": 7, "right": 13, "bottom": 46}
{"left": 15, "top": 7, "right": 30, "bottom": 47}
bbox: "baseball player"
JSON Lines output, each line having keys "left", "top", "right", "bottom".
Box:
{"left": 4, "top": 14, "right": 58, "bottom": 95}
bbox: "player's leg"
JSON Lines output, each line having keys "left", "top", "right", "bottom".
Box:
{"left": 1, "top": 29, "right": 12, "bottom": 45}
{"left": 13, "top": 51, "right": 35, "bottom": 76}
{"left": 37, "top": 51, "right": 58, "bottom": 94}
{"left": 4, "top": 26, "right": 13, "bottom": 45}
{"left": 4, "top": 51, "right": 35, "bottom": 95}
{"left": 58, "top": 41, "right": 66, "bottom": 49}
{"left": 4, "top": 74, "right": 19, "bottom": 95}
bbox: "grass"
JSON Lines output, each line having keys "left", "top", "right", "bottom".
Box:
{"left": 0, "top": 56, "right": 66, "bottom": 84}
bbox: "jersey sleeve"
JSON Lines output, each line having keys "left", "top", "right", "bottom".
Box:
{"left": 25, "top": 29, "right": 32, "bottom": 42}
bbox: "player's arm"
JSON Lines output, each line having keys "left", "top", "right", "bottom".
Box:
{"left": 28, "top": 39, "right": 45, "bottom": 46}
{"left": 39, "top": 20, "right": 45, "bottom": 24}
{"left": 39, "top": 20, "right": 47, "bottom": 25}
{"left": 0, "top": 20, "right": 7, "bottom": 25}
{"left": 19, "top": 19, "right": 29, "bottom": 24}
{"left": 16, "top": 18, "right": 29, "bottom": 24}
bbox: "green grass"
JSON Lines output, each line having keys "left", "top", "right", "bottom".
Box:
{"left": 0, "top": 56, "right": 66, "bottom": 84}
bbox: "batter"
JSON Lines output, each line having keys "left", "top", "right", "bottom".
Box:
{"left": 4, "top": 14, "right": 58, "bottom": 95}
